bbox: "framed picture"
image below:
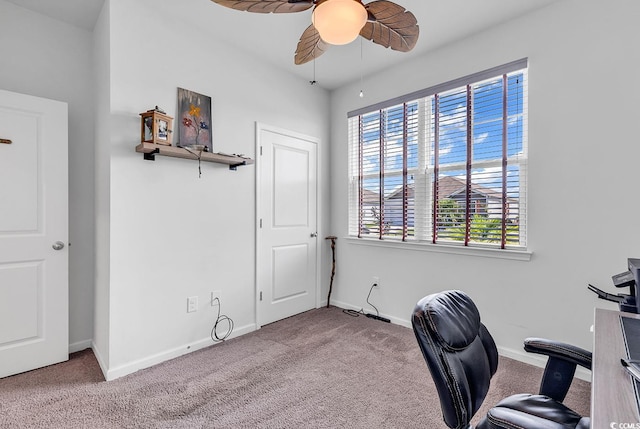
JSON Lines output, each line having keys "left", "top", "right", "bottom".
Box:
{"left": 177, "top": 88, "right": 212, "bottom": 151}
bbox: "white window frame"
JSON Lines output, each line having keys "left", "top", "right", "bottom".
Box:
{"left": 347, "top": 59, "right": 531, "bottom": 260}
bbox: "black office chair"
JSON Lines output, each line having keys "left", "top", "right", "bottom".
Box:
{"left": 411, "top": 290, "right": 591, "bottom": 429}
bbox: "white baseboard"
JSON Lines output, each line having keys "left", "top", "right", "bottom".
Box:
{"left": 91, "top": 340, "right": 108, "bottom": 380}
{"left": 84, "top": 304, "right": 592, "bottom": 384}
{"left": 331, "top": 300, "right": 591, "bottom": 382}
{"left": 69, "top": 339, "right": 92, "bottom": 354}
{"left": 102, "top": 322, "right": 256, "bottom": 381}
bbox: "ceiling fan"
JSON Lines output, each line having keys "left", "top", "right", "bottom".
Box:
{"left": 210, "top": 0, "right": 419, "bottom": 65}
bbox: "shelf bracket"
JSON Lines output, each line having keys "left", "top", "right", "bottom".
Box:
{"left": 143, "top": 148, "right": 160, "bottom": 161}
{"left": 229, "top": 161, "right": 247, "bottom": 171}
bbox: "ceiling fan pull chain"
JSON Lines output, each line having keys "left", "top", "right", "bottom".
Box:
{"left": 359, "top": 37, "right": 364, "bottom": 98}
{"left": 310, "top": 57, "right": 317, "bottom": 85}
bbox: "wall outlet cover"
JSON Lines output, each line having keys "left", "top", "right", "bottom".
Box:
{"left": 187, "top": 296, "right": 198, "bottom": 313}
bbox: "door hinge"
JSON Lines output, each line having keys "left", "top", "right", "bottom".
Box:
{"left": 260, "top": 146, "right": 263, "bottom": 156}
{"left": 260, "top": 291, "right": 263, "bottom": 301}
{"left": 259, "top": 218, "right": 263, "bottom": 228}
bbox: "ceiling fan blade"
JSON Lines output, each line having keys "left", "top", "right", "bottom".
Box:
{"left": 210, "top": 0, "right": 313, "bottom": 13}
{"left": 294, "top": 24, "right": 329, "bottom": 65}
{"left": 360, "top": 0, "right": 419, "bottom": 52}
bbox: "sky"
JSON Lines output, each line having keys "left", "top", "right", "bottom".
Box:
{"left": 357, "top": 70, "right": 526, "bottom": 200}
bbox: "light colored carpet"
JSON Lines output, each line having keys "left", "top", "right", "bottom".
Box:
{"left": 0, "top": 306, "right": 590, "bottom": 428}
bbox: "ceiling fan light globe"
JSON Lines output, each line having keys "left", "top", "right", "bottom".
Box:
{"left": 312, "top": 0, "right": 367, "bottom": 45}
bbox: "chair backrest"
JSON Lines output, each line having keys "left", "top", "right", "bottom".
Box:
{"left": 411, "top": 290, "right": 498, "bottom": 429}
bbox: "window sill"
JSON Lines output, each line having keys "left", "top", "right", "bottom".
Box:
{"left": 345, "top": 237, "right": 532, "bottom": 261}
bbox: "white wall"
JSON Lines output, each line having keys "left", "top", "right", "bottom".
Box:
{"left": 6, "top": 0, "right": 635, "bottom": 379}
{"left": 92, "top": 0, "right": 111, "bottom": 371}
{"left": 97, "top": 0, "right": 330, "bottom": 379}
{"left": 0, "top": 0, "right": 95, "bottom": 352}
{"left": 329, "top": 0, "right": 640, "bottom": 363}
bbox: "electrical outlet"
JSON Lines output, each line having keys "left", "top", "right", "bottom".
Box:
{"left": 372, "top": 276, "right": 380, "bottom": 287}
{"left": 211, "top": 290, "right": 221, "bottom": 306}
{"left": 187, "top": 296, "right": 198, "bottom": 313}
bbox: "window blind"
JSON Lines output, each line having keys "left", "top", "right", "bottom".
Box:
{"left": 348, "top": 60, "right": 528, "bottom": 250}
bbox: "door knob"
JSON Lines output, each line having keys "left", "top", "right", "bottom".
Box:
{"left": 310, "top": 232, "right": 318, "bottom": 238}
{"left": 52, "top": 241, "right": 65, "bottom": 251}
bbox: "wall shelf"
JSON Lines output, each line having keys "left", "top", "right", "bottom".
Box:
{"left": 135, "top": 143, "right": 254, "bottom": 170}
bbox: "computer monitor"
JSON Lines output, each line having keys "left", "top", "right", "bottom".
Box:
{"left": 629, "top": 258, "right": 640, "bottom": 313}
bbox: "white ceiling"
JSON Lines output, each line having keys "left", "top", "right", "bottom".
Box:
{"left": 6, "top": 0, "right": 560, "bottom": 90}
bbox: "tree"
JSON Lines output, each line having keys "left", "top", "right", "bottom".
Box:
{"left": 437, "top": 199, "right": 464, "bottom": 227}
{"left": 370, "top": 206, "right": 392, "bottom": 234}
{"left": 447, "top": 215, "right": 519, "bottom": 244}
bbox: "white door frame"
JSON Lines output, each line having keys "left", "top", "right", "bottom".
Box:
{"left": 255, "top": 122, "right": 321, "bottom": 328}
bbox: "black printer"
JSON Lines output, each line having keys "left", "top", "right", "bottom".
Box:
{"left": 589, "top": 258, "right": 640, "bottom": 313}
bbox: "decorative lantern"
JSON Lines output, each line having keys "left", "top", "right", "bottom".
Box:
{"left": 140, "top": 106, "right": 173, "bottom": 146}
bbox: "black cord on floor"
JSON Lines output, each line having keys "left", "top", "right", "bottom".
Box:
{"left": 211, "top": 297, "right": 233, "bottom": 342}
{"left": 342, "top": 283, "right": 379, "bottom": 317}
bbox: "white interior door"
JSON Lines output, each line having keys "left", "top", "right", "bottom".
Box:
{"left": 0, "top": 89, "right": 68, "bottom": 378}
{"left": 257, "top": 123, "right": 318, "bottom": 326}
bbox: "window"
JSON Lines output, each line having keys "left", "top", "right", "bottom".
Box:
{"left": 348, "top": 59, "right": 528, "bottom": 250}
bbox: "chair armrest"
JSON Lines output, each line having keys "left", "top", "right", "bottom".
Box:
{"left": 524, "top": 337, "right": 592, "bottom": 401}
{"left": 524, "top": 337, "right": 592, "bottom": 370}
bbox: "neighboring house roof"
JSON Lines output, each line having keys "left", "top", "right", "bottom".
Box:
{"left": 385, "top": 175, "right": 516, "bottom": 204}
{"left": 361, "top": 188, "right": 381, "bottom": 204}
{"left": 437, "top": 176, "right": 467, "bottom": 199}
{"left": 386, "top": 183, "right": 413, "bottom": 201}
{"left": 440, "top": 176, "right": 503, "bottom": 201}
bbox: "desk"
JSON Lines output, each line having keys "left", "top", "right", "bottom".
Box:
{"left": 592, "top": 308, "right": 640, "bottom": 427}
